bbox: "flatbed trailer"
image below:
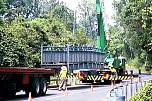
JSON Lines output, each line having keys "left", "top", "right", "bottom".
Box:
{"left": 0, "top": 67, "right": 55, "bottom": 97}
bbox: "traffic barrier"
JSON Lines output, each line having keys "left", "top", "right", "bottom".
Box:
{"left": 111, "top": 76, "right": 133, "bottom": 81}
{"left": 86, "top": 75, "right": 133, "bottom": 81}
{"left": 87, "top": 75, "right": 104, "bottom": 81}
{"left": 28, "top": 92, "right": 32, "bottom": 101}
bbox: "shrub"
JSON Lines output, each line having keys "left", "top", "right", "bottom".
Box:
{"left": 130, "top": 80, "right": 152, "bottom": 101}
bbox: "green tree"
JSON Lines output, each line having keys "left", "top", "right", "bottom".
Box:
{"left": 0, "top": 0, "right": 6, "bottom": 26}
{"left": 49, "top": 2, "right": 74, "bottom": 32}
{"left": 0, "top": 27, "right": 29, "bottom": 67}
{"left": 3, "top": 13, "right": 88, "bottom": 67}
{"left": 1, "top": 0, "right": 95, "bottom": 67}
{"left": 78, "top": 0, "right": 97, "bottom": 39}
{"left": 113, "top": 0, "right": 152, "bottom": 66}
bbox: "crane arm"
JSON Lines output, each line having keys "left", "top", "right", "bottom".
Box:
{"left": 96, "top": 0, "right": 106, "bottom": 51}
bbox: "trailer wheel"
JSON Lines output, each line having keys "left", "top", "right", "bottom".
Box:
{"left": 39, "top": 78, "right": 47, "bottom": 95}
{"left": 31, "top": 78, "right": 40, "bottom": 96}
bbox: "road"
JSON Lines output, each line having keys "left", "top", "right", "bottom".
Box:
{"left": 4, "top": 84, "right": 114, "bottom": 101}
{"left": 3, "top": 74, "right": 152, "bottom": 101}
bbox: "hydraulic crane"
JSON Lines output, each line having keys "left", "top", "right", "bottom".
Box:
{"left": 96, "top": 0, "right": 126, "bottom": 76}
{"left": 96, "top": 0, "right": 107, "bottom": 51}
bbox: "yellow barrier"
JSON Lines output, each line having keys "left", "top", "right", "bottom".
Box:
{"left": 87, "top": 75, "right": 104, "bottom": 81}
{"left": 86, "top": 75, "right": 133, "bottom": 81}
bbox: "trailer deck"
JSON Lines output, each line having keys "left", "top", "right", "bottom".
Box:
{"left": 0, "top": 67, "right": 54, "bottom": 74}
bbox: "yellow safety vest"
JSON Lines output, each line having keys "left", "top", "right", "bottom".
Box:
{"left": 59, "top": 70, "right": 67, "bottom": 78}
{"left": 109, "top": 67, "right": 117, "bottom": 73}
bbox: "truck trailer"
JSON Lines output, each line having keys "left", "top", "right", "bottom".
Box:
{"left": 0, "top": 67, "right": 55, "bottom": 97}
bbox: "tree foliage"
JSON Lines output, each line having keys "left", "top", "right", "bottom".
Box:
{"left": 78, "top": 0, "right": 97, "bottom": 39}
{"left": 0, "top": 0, "right": 94, "bottom": 67}
{"left": 49, "top": 2, "right": 74, "bottom": 32}
{"left": 113, "top": 0, "right": 152, "bottom": 66}
{"left": 0, "top": 0, "right": 6, "bottom": 26}
{"left": 0, "top": 27, "right": 29, "bottom": 67}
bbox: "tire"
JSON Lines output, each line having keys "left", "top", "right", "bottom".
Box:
{"left": 31, "top": 78, "right": 40, "bottom": 96}
{"left": 39, "top": 78, "right": 47, "bottom": 96}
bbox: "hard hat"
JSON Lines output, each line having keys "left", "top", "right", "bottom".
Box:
{"left": 61, "top": 66, "right": 67, "bottom": 70}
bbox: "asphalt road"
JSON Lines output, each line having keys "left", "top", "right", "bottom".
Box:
{"left": 4, "top": 84, "right": 113, "bottom": 101}
{"left": 3, "top": 74, "right": 152, "bottom": 101}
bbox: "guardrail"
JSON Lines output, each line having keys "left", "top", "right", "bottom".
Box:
{"left": 108, "top": 75, "right": 149, "bottom": 101}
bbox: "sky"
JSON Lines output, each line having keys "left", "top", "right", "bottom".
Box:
{"left": 60, "top": 0, "right": 114, "bottom": 25}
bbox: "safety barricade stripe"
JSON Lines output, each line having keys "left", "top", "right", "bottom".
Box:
{"left": 124, "top": 76, "right": 128, "bottom": 80}
{"left": 86, "top": 75, "right": 133, "bottom": 81}
{"left": 116, "top": 77, "right": 118, "bottom": 80}
{"left": 91, "top": 75, "right": 94, "bottom": 80}
{"left": 86, "top": 75, "right": 105, "bottom": 81}
{"left": 109, "top": 77, "right": 113, "bottom": 80}
{"left": 95, "top": 76, "right": 98, "bottom": 80}
{"left": 119, "top": 77, "right": 121, "bottom": 80}
{"left": 98, "top": 76, "right": 101, "bottom": 80}
{"left": 122, "top": 76, "right": 125, "bottom": 80}
{"left": 108, "top": 76, "right": 133, "bottom": 80}
{"left": 89, "top": 76, "right": 92, "bottom": 80}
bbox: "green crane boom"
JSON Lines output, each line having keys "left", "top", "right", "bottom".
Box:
{"left": 96, "top": 0, "right": 126, "bottom": 76}
{"left": 96, "top": 0, "right": 106, "bottom": 51}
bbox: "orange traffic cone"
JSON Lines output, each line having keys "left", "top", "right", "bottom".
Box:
{"left": 63, "top": 87, "right": 69, "bottom": 96}
{"left": 28, "top": 92, "right": 32, "bottom": 101}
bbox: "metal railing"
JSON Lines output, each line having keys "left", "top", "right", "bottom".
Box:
{"left": 108, "top": 74, "right": 150, "bottom": 101}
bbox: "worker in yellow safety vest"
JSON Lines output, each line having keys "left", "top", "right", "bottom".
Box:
{"left": 109, "top": 66, "right": 117, "bottom": 86}
{"left": 109, "top": 67, "right": 117, "bottom": 74}
{"left": 58, "top": 65, "right": 68, "bottom": 91}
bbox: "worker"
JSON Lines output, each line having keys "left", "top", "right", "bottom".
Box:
{"left": 58, "top": 65, "right": 68, "bottom": 91}
{"left": 109, "top": 66, "right": 117, "bottom": 86}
